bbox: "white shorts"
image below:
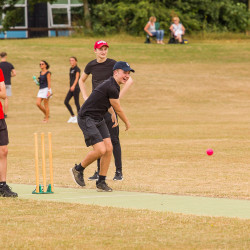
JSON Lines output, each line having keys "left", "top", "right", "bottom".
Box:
{"left": 6, "top": 85, "right": 12, "bottom": 96}
{"left": 37, "top": 87, "right": 48, "bottom": 99}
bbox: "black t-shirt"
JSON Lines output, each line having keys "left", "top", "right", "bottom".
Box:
{"left": 0, "top": 62, "right": 14, "bottom": 85}
{"left": 78, "top": 76, "right": 120, "bottom": 121}
{"left": 84, "top": 58, "right": 116, "bottom": 90}
{"left": 70, "top": 65, "right": 81, "bottom": 89}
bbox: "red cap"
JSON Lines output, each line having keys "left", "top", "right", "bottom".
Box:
{"left": 94, "top": 40, "right": 109, "bottom": 49}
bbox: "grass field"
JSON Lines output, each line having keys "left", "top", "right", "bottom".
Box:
{"left": 0, "top": 36, "right": 250, "bottom": 249}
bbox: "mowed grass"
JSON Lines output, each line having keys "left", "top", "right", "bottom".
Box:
{"left": 0, "top": 36, "right": 249, "bottom": 248}
{"left": 0, "top": 199, "right": 250, "bottom": 249}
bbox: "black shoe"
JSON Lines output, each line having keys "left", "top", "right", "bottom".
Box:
{"left": 70, "top": 165, "right": 85, "bottom": 187}
{"left": 88, "top": 171, "right": 99, "bottom": 181}
{"left": 0, "top": 184, "right": 18, "bottom": 197}
{"left": 113, "top": 171, "right": 123, "bottom": 181}
{"left": 96, "top": 180, "right": 112, "bottom": 192}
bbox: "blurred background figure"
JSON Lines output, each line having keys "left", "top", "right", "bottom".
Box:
{"left": 169, "top": 16, "right": 185, "bottom": 43}
{"left": 0, "top": 52, "right": 16, "bottom": 118}
{"left": 144, "top": 16, "right": 164, "bottom": 44}
{"left": 36, "top": 60, "right": 52, "bottom": 123}
{"left": 64, "top": 57, "right": 81, "bottom": 123}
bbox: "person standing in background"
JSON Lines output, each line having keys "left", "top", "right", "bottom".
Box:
{"left": 64, "top": 57, "right": 81, "bottom": 123}
{"left": 0, "top": 52, "right": 16, "bottom": 118}
{"left": 36, "top": 60, "right": 52, "bottom": 123}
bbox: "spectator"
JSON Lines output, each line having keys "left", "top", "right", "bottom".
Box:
{"left": 64, "top": 57, "right": 81, "bottom": 123}
{"left": 36, "top": 60, "right": 52, "bottom": 123}
{"left": 144, "top": 16, "right": 164, "bottom": 44}
{"left": 169, "top": 16, "right": 185, "bottom": 43}
{"left": 0, "top": 52, "right": 16, "bottom": 118}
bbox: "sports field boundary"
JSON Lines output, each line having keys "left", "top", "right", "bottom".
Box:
{"left": 9, "top": 184, "right": 250, "bottom": 219}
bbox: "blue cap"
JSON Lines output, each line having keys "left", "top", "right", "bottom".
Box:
{"left": 113, "top": 61, "right": 135, "bottom": 73}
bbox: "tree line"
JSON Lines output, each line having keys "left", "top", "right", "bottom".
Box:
{"left": 1, "top": 0, "right": 249, "bottom": 35}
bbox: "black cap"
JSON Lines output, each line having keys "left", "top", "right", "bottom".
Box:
{"left": 113, "top": 61, "right": 135, "bottom": 73}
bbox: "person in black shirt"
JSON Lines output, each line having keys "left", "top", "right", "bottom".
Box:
{"left": 0, "top": 52, "right": 16, "bottom": 118}
{"left": 70, "top": 61, "right": 134, "bottom": 192}
{"left": 64, "top": 57, "right": 81, "bottom": 123}
{"left": 79, "top": 40, "right": 134, "bottom": 181}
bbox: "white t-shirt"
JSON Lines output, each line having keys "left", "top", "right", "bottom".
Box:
{"left": 147, "top": 22, "right": 156, "bottom": 33}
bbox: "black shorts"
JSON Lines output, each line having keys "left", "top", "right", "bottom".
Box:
{"left": 104, "top": 112, "right": 119, "bottom": 141}
{"left": 78, "top": 116, "right": 110, "bottom": 147}
{"left": 0, "top": 119, "right": 9, "bottom": 146}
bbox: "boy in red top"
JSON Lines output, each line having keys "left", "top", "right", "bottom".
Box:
{"left": 0, "top": 69, "right": 18, "bottom": 197}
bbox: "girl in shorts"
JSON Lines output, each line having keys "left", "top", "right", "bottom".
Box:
{"left": 36, "top": 60, "right": 52, "bottom": 123}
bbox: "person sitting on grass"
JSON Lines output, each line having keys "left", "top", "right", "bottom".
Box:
{"left": 169, "top": 16, "right": 185, "bottom": 43}
{"left": 144, "top": 16, "right": 164, "bottom": 44}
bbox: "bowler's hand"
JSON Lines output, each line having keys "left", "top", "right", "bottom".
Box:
{"left": 125, "top": 121, "right": 131, "bottom": 131}
{"left": 70, "top": 86, "right": 75, "bottom": 92}
{"left": 111, "top": 113, "right": 118, "bottom": 128}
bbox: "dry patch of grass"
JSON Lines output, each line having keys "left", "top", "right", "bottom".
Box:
{"left": 0, "top": 199, "right": 249, "bottom": 249}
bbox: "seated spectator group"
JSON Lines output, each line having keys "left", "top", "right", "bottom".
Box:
{"left": 144, "top": 16, "right": 187, "bottom": 44}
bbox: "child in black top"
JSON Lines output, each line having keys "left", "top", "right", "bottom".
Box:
{"left": 64, "top": 57, "right": 81, "bottom": 123}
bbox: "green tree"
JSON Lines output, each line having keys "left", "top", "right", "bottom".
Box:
{"left": 82, "top": 0, "right": 91, "bottom": 30}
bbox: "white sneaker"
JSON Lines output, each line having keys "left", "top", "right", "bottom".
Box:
{"left": 67, "top": 116, "right": 74, "bottom": 123}
{"left": 71, "top": 116, "right": 78, "bottom": 123}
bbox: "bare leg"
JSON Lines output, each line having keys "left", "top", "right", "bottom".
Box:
{"left": 0, "top": 146, "right": 8, "bottom": 182}
{"left": 36, "top": 98, "right": 46, "bottom": 116}
{"left": 177, "top": 35, "right": 182, "bottom": 43}
{"left": 81, "top": 141, "right": 106, "bottom": 168}
{"left": 4, "top": 97, "right": 8, "bottom": 115}
{"left": 44, "top": 99, "right": 49, "bottom": 122}
{"left": 99, "top": 138, "right": 113, "bottom": 176}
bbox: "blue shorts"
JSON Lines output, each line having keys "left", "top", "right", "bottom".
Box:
{"left": 77, "top": 116, "right": 110, "bottom": 147}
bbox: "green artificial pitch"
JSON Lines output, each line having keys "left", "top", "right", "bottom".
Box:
{"left": 10, "top": 183, "right": 250, "bottom": 219}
